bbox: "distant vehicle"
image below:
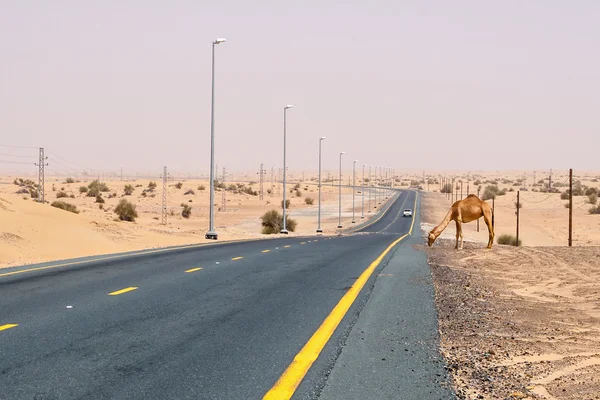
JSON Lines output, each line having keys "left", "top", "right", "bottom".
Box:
{"left": 403, "top": 209, "right": 412, "bottom": 217}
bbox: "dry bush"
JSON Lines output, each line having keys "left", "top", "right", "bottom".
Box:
{"left": 51, "top": 201, "right": 79, "bottom": 214}
{"left": 261, "top": 210, "right": 297, "bottom": 234}
{"left": 79, "top": 186, "right": 88, "bottom": 193}
{"left": 65, "top": 177, "right": 75, "bottom": 184}
{"left": 114, "top": 199, "right": 138, "bottom": 221}
{"left": 95, "top": 194, "right": 105, "bottom": 204}
{"left": 589, "top": 205, "right": 600, "bottom": 215}
{"left": 148, "top": 181, "right": 157, "bottom": 190}
{"left": 184, "top": 189, "right": 195, "bottom": 195}
{"left": 87, "top": 180, "right": 109, "bottom": 197}
{"left": 181, "top": 203, "right": 192, "bottom": 218}
{"left": 281, "top": 199, "right": 291, "bottom": 209}
{"left": 305, "top": 197, "right": 314, "bottom": 205}
{"left": 198, "top": 185, "right": 206, "bottom": 191}
{"left": 295, "top": 189, "right": 302, "bottom": 197}
{"left": 588, "top": 193, "right": 598, "bottom": 205}
{"left": 56, "top": 191, "right": 68, "bottom": 198}
{"left": 175, "top": 182, "right": 183, "bottom": 189}
{"left": 124, "top": 184, "right": 134, "bottom": 195}
{"left": 497, "top": 234, "right": 522, "bottom": 246}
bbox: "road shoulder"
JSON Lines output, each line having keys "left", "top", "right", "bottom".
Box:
{"left": 317, "top": 232, "right": 454, "bottom": 399}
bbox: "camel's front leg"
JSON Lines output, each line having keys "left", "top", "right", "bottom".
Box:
{"left": 454, "top": 220, "right": 461, "bottom": 249}
{"left": 457, "top": 221, "right": 464, "bottom": 249}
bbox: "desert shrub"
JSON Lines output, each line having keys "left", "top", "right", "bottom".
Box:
{"left": 440, "top": 183, "right": 452, "bottom": 193}
{"left": 114, "top": 199, "right": 138, "bottom": 221}
{"left": 514, "top": 201, "right": 523, "bottom": 209}
{"left": 228, "top": 184, "right": 238, "bottom": 191}
{"left": 293, "top": 183, "right": 301, "bottom": 190}
{"left": 281, "top": 199, "right": 291, "bottom": 209}
{"left": 410, "top": 180, "right": 420, "bottom": 187}
{"left": 56, "top": 191, "right": 68, "bottom": 198}
{"left": 99, "top": 204, "right": 104, "bottom": 210}
{"left": 508, "top": 188, "right": 515, "bottom": 192}
{"left": 124, "top": 184, "right": 134, "bottom": 195}
{"left": 497, "top": 234, "right": 522, "bottom": 246}
{"left": 181, "top": 203, "right": 192, "bottom": 218}
{"left": 141, "top": 191, "right": 147, "bottom": 198}
{"left": 198, "top": 185, "right": 206, "bottom": 191}
{"left": 261, "top": 210, "right": 297, "bottom": 234}
{"left": 561, "top": 191, "right": 570, "bottom": 200}
{"left": 482, "top": 185, "right": 499, "bottom": 200}
{"left": 51, "top": 201, "right": 79, "bottom": 214}
{"left": 305, "top": 197, "right": 314, "bottom": 205}
{"left": 184, "top": 189, "right": 195, "bottom": 195}
{"left": 175, "top": 182, "right": 183, "bottom": 189}
{"left": 242, "top": 186, "right": 257, "bottom": 196}
{"left": 585, "top": 187, "right": 597, "bottom": 196}
{"left": 148, "top": 181, "right": 157, "bottom": 190}
{"left": 87, "top": 180, "right": 109, "bottom": 197}
{"left": 135, "top": 184, "right": 142, "bottom": 188}
{"left": 267, "top": 189, "right": 272, "bottom": 195}
{"left": 65, "top": 177, "right": 75, "bottom": 184}
{"left": 295, "top": 189, "right": 302, "bottom": 197}
{"left": 29, "top": 188, "right": 38, "bottom": 198}
{"left": 512, "top": 182, "right": 520, "bottom": 186}
{"left": 95, "top": 194, "right": 105, "bottom": 204}
{"left": 588, "top": 193, "right": 598, "bottom": 205}
{"left": 79, "top": 186, "right": 88, "bottom": 193}
{"left": 589, "top": 205, "right": 600, "bottom": 215}
{"left": 215, "top": 181, "right": 226, "bottom": 189}
{"left": 52, "top": 184, "right": 56, "bottom": 191}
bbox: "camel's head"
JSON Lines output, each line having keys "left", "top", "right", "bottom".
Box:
{"left": 428, "top": 232, "right": 436, "bottom": 247}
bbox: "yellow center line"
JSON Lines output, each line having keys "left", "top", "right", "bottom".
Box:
{"left": 263, "top": 210, "right": 415, "bottom": 399}
{"left": 283, "top": 245, "right": 291, "bottom": 248}
{"left": 232, "top": 257, "right": 244, "bottom": 261}
{"left": 262, "top": 250, "right": 271, "bottom": 253}
{"left": 300, "top": 242, "right": 306, "bottom": 245}
{"left": 313, "top": 240, "right": 318, "bottom": 242}
{"left": 108, "top": 287, "right": 138, "bottom": 296}
{"left": 185, "top": 267, "right": 203, "bottom": 273}
{"left": 0, "top": 324, "right": 18, "bottom": 332}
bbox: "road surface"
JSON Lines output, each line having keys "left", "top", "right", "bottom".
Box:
{"left": 0, "top": 190, "right": 453, "bottom": 399}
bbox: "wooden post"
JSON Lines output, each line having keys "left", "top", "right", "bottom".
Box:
{"left": 569, "top": 168, "right": 573, "bottom": 247}
{"left": 516, "top": 191, "right": 520, "bottom": 247}
{"left": 460, "top": 181, "right": 463, "bottom": 199}
{"left": 477, "top": 186, "right": 481, "bottom": 232}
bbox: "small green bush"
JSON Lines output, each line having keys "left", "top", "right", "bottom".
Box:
{"left": 124, "top": 184, "right": 134, "bottom": 195}
{"left": 65, "top": 177, "right": 75, "bottom": 184}
{"left": 56, "top": 191, "right": 68, "bottom": 198}
{"left": 95, "top": 194, "right": 105, "bottom": 204}
{"left": 440, "top": 183, "right": 452, "bottom": 193}
{"left": 588, "top": 193, "right": 598, "bottom": 205}
{"left": 51, "top": 201, "right": 79, "bottom": 214}
{"left": 261, "top": 210, "right": 297, "bottom": 234}
{"left": 181, "top": 203, "right": 192, "bottom": 218}
{"left": 87, "top": 180, "right": 109, "bottom": 197}
{"left": 114, "top": 199, "right": 138, "bottom": 221}
{"left": 305, "top": 197, "right": 314, "bottom": 205}
{"left": 79, "top": 186, "right": 88, "bottom": 193}
{"left": 585, "top": 187, "right": 598, "bottom": 196}
{"left": 497, "top": 234, "right": 522, "bottom": 246}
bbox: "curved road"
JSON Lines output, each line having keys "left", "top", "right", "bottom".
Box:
{"left": 0, "top": 190, "right": 452, "bottom": 399}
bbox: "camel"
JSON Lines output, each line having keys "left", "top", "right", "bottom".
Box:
{"left": 428, "top": 194, "right": 494, "bottom": 249}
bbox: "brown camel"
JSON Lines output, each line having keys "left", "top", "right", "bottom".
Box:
{"left": 428, "top": 194, "right": 494, "bottom": 249}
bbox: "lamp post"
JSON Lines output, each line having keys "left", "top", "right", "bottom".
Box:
{"left": 368, "top": 165, "right": 372, "bottom": 212}
{"left": 280, "top": 104, "right": 293, "bottom": 234}
{"left": 352, "top": 160, "right": 357, "bottom": 223}
{"left": 316, "top": 136, "right": 327, "bottom": 233}
{"left": 205, "top": 37, "right": 226, "bottom": 240}
{"left": 361, "top": 164, "right": 366, "bottom": 219}
{"left": 338, "top": 152, "right": 345, "bottom": 229}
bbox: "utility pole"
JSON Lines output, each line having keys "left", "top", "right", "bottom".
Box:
{"left": 569, "top": 168, "right": 573, "bottom": 247}
{"left": 467, "top": 182, "right": 470, "bottom": 196}
{"left": 548, "top": 169, "right": 552, "bottom": 192}
{"left": 516, "top": 191, "right": 520, "bottom": 247}
{"left": 492, "top": 197, "right": 495, "bottom": 229}
{"left": 270, "top": 167, "right": 274, "bottom": 196}
{"left": 460, "top": 180, "right": 463, "bottom": 199}
{"left": 451, "top": 178, "right": 455, "bottom": 203}
{"left": 222, "top": 167, "right": 227, "bottom": 212}
{"left": 120, "top": 167, "right": 123, "bottom": 181}
{"left": 477, "top": 186, "right": 481, "bottom": 232}
{"left": 161, "top": 166, "right": 168, "bottom": 225}
{"left": 258, "top": 163, "right": 266, "bottom": 200}
{"left": 34, "top": 147, "right": 48, "bottom": 203}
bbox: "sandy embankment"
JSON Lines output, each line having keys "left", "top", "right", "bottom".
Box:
{"left": 421, "top": 191, "right": 600, "bottom": 399}
{"left": 0, "top": 175, "right": 390, "bottom": 268}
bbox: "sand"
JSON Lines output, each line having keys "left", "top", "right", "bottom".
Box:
{"left": 0, "top": 175, "right": 391, "bottom": 268}
{"left": 421, "top": 190, "right": 600, "bottom": 399}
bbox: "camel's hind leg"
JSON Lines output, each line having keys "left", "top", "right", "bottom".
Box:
{"left": 454, "top": 220, "right": 463, "bottom": 249}
{"left": 483, "top": 210, "right": 494, "bottom": 249}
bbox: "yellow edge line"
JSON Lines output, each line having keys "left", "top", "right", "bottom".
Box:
{"left": 283, "top": 245, "right": 291, "bottom": 248}
{"left": 300, "top": 242, "right": 306, "bottom": 245}
{"left": 263, "top": 233, "right": 411, "bottom": 399}
{"left": 409, "top": 192, "right": 418, "bottom": 235}
{"left": 0, "top": 324, "right": 18, "bottom": 332}
{"left": 108, "top": 287, "right": 138, "bottom": 296}
{"left": 262, "top": 250, "right": 271, "bottom": 253}
{"left": 232, "top": 257, "right": 244, "bottom": 261}
{"left": 185, "top": 267, "right": 203, "bottom": 273}
{"left": 0, "top": 242, "right": 216, "bottom": 278}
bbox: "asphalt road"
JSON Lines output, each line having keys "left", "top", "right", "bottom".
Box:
{"left": 0, "top": 190, "right": 453, "bottom": 399}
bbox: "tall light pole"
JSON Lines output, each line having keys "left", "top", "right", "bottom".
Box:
{"left": 281, "top": 104, "right": 293, "bottom": 234}
{"left": 205, "top": 37, "right": 226, "bottom": 240}
{"left": 368, "top": 165, "right": 372, "bottom": 212}
{"left": 361, "top": 164, "right": 366, "bottom": 219}
{"left": 316, "top": 136, "right": 327, "bottom": 233}
{"left": 338, "top": 152, "right": 345, "bottom": 229}
{"left": 352, "top": 160, "right": 358, "bottom": 223}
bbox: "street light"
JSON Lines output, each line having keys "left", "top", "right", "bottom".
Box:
{"left": 206, "top": 37, "right": 226, "bottom": 240}
{"left": 316, "top": 136, "right": 327, "bottom": 233}
{"left": 281, "top": 104, "right": 294, "bottom": 234}
{"left": 352, "top": 160, "right": 357, "bottom": 223}
{"left": 338, "top": 152, "right": 345, "bottom": 229}
{"left": 361, "top": 164, "right": 366, "bottom": 219}
{"left": 368, "top": 165, "right": 372, "bottom": 212}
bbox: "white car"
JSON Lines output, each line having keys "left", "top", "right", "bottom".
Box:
{"left": 403, "top": 209, "right": 413, "bottom": 217}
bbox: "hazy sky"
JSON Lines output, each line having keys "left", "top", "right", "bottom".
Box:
{"left": 1, "top": 1, "right": 599, "bottom": 175}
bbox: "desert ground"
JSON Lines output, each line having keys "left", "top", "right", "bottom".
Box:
{"left": 0, "top": 173, "right": 393, "bottom": 268}
{"left": 421, "top": 189, "right": 600, "bottom": 400}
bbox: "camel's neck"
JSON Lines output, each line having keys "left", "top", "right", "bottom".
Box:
{"left": 431, "top": 209, "right": 453, "bottom": 238}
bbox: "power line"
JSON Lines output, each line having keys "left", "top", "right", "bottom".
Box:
{"left": 0, "top": 144, "right": 38, "bottom": 149}
{"left": 0, "top": 160, "right": 34, "bottom": 165}
{"left": 46, "top": 150, "right": 99, "bottom": 173}
{"left": 0, "top": 153, "right": 36, "bottom": 159}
